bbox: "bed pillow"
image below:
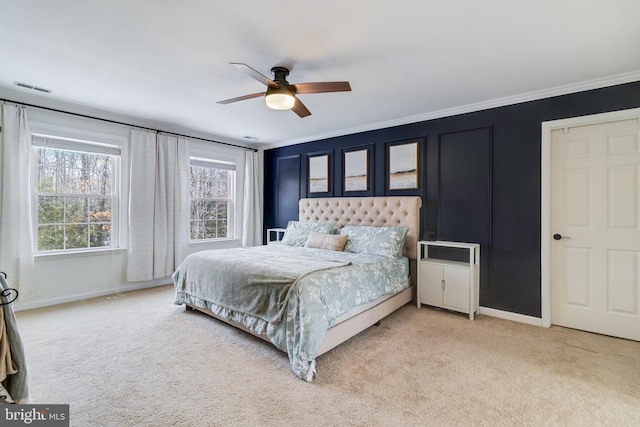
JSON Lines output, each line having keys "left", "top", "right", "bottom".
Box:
{"left": 340, "top": 225, "right": 409, "bottom": 258}
{"left": 304, "top": 231, "right": 349, "bottom": 251}
{"left": 280, "top": 221, "right": 337, "bottom": 246}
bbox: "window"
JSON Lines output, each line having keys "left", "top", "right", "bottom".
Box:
{"left": 33, "top": 135, "right": 120, "bottom": 253}
{"left": 189, "top": 157, "right": 236, "bottom": 240}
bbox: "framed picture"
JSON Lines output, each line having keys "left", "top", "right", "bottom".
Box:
{"left": 388, "top": 141, "right": 419, "bottom": 190}
{"left": 308, "top": 154, "right": 329, "bottom": 193}
{"left": 344, "top": 149, "right": 369, "bottom": 192}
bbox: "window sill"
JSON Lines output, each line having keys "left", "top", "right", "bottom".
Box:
{"left": 35, "top": 248, "right": 127, "bottom": 261}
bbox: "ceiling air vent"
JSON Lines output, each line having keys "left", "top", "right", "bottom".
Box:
{"left": 14, "top": 81, "right": 52, "bottom": 94}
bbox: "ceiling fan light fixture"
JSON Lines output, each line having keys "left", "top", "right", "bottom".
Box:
{"left": 219, "top": 63, "right": 350, "bottom": 118}
{"left": 265, "top": 87, "right": 295, "bottom": 110}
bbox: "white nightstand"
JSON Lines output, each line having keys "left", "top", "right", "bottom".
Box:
{"left": 416, "top": 240, "right": 480, "bottom": 320}
{"left": 267, "top": 228, "right": 286, "bottom": 245}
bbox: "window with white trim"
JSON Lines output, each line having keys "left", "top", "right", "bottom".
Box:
{"left": 189, "top": 157, "right": 236, "bottom": 240}
{"left": 33, "top": 134, "right": 120, "bottom": 253}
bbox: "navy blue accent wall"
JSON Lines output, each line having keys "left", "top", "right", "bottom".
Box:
{"left": 264, "top": 81, "right": 640, "bottom": 317}
{"left": 274, "top": 155, "right": 301, "bottom": 226}
{"left": 438, "top": 127, "right": 492, "bottom": 293}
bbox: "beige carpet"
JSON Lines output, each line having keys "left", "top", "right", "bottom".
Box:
{"left": 13, "top": 285, "right": 640, "bottom": 426}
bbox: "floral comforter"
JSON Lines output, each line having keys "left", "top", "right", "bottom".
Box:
{"left": 173, "top": 245, "right": 409, "bottom": 381}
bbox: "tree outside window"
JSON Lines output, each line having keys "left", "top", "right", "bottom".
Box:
{"left": 34, "top": 136, "right": 118, "bottom": 252}
{"left": 189, "top": 159, "right": 235, "bottom": 240}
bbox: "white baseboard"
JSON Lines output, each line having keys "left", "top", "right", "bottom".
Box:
{"left": 13, "top": 281, "right": 171, "bottom": 312}
{"left": 478, "top": 306, "right": 544, "bottom": 327}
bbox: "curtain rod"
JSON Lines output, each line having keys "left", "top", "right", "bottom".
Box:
{"left": 0, "top": 97, "right": 258, "bottom": 152}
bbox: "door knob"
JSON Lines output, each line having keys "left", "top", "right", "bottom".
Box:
{"left": 553, "top": 234, "right": 570, "bottom": 240}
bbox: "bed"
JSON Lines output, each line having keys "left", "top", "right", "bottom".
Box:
{"left": 173, "top": 196, "right": 421, "bottom": 381}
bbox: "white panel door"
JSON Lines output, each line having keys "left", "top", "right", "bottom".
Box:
{"left": 551, "top": 118, "right": 640, "bottom": 341}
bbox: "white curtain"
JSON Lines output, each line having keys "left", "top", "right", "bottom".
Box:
{"left": 0, "top": 104, "right": 34, "bottom": 298}
{"left": 242, "top": 150, "right": 262, "bottom": 246}
{"left": 127, "top": 130, "right": 189, "bottom": 281}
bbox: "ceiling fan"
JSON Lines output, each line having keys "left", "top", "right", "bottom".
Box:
{"left": 217, "top": 63, "right": 351, "bottom": 118}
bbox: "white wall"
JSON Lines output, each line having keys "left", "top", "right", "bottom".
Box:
{"left": 12, "top": 106, "right": 263, "bottom": 311}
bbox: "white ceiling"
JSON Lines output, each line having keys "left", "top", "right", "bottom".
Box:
{"left": 1, "top": 0, "right": 640, "bottom": 149}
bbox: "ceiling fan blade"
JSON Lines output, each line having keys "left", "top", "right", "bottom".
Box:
{"left": 291, "top": 97, "right": 311, "bottom": 118}
{"left": 294, "top": 81, "right": 351, "bottom": 94}
{"left": 217, "top": 92, "right": 265, "bottom": 104}
{"left": 230, "top": 62, "right": 279, "bottom": 88}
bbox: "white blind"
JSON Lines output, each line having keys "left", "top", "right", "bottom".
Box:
{"left": 190, "top": 157, "right": 236, "bottom": 171}
{"left": 32, "top": 134, "right": 121, "bottom": 155}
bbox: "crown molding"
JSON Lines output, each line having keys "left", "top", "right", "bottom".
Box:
{"left": 266, "top": 70, "right": 640, "bottom": 149}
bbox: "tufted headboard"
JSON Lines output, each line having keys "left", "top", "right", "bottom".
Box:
{"left": 298, "top": 196, "right": 422, "bottom": 259}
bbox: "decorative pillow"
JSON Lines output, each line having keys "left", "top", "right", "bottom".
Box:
{"left": 304, "top": 231, "right": 349, "bottom": 251}
{"left": 280, "top": 221, "right": 337, "bottom": 246}
{"left": 340, "top": 225, "right": 409, "bottom": 258}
